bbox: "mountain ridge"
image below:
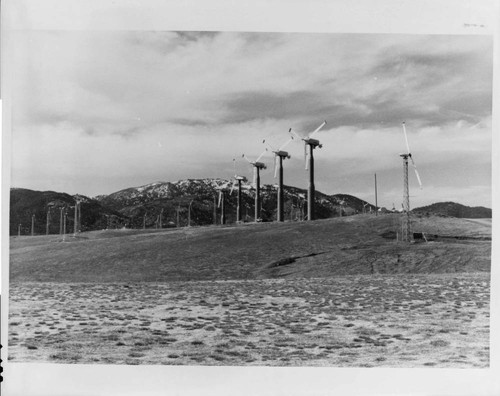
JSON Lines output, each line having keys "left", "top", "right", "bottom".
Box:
{"left": 9, "top": 179, "right": 490, "bottom": 235}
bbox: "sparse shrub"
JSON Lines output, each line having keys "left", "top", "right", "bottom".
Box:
{"left": 430, "top": 339, "right": 450, "bottom": 347}
{"left": 128, "top": 351, "right": 146, "bottom": 358}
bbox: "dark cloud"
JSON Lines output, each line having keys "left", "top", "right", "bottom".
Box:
{"left": 221, "top": 90, "right": 327, "bottom": 125}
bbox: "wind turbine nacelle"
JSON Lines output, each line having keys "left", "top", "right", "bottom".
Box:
{"left": 254, "top": 162, "right": 266, "bottom": 169}
{"left": 305, "top": 138, "right": 321, "bottom": 147}
{"left": 235, "top": 175, "right": 247, "bottom": 182}
{"left": 276, "top": 150, "right": 290, "bottom": 158}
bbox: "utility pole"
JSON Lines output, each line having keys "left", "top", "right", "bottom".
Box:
{"left": 374, "top": 173, "right": 378, "bottom": 216}
{"left": 63, "top": 210, "right": 67, "bottom": 241}
{"left": 176, "top": 205, "right": 180, "bottom": 227}
{"left": 18, "top": 223, "right": 21, "bottom": 237}
{"left": 31, "top": 214, "right": 35, "bottom": 236}
{"left": 159, "top": 208, "right": 164, "bottom": 229}
{"left": 59, "top": 207, "right": 64, "bottom": 234}
{"left": 237, "top": 179, "right": 242, "bottom": 222}
{"left": 73, "top": 201, "right": 78, "bottom": 236}
{"left": 188, "top": 200, "right": 193, "bottom": 227}
{"left": 220, "top": 191, "right": 226, "bottom": 225}
{"left": 46, "top": 207, "right": 51, "bottom": 235}
{"left": 143, "top": 213, "right": 146, "bottom": 230}
{"left": 77, "top": 201, "right": 82, "bottom": 232}
{"left": 213, "top": 196, "right": 217, "bottom": 225}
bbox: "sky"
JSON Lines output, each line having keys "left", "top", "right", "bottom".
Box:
{"left": 9, "top": 31, "right": 493, "bottom": 209}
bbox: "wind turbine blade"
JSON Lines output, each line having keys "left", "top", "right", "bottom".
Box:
{"left": 290, "top": 129, "right": 302, "bottom": 140}
{"left": 242, "top": 154, "right": 252, "bottom": 164}
{"left": 233, "top": 158, "right": 237, "bottom": 175}
{"left": 410, "top": 156, "right": 423, "bottom": 189}
{"left": 230, "top": 179, "right": 236, "bottom": 195}
{"left": 265, "top": 141, "right": 275, "bottom": 151}
{"left": 402, "top": 122, "right": 411, "bottom": 154}
{"left": 218, "top": 191, "right": 222, "bottom": 207}
{"left": 309, "top": 120, "right": 327, "bottom": 138}
{"left": 278, "top": 137, "right": 293, "bottom": 151}
{"left": 256, "top": 149, "right": 267, "bottom": 163}
{"left": 274, "top": 156, "right": 278, "bottom": 178}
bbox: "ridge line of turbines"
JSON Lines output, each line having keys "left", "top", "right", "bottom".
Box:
{"left": 216, "top": 120, "right": 327, "bottom": 225}
{"left": 19, "top": 122, "right": 422, "bottom": 242}
{"left": 217, "top": 120, "right": 422, "bottom": 242}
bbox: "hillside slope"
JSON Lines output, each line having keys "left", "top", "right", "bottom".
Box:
{"left": 412, "top": 201, "right": 492, "bottom": 218}
{"left": 10, "top": 214, "right": 491, "bottom": 283}
{"left": 10, "top": 181, "right": 376, "bottom": 235}
{"left": 94, "top": 179, "right": 375, "bottom": 226}
{"left": 9, "top": 188, "right": 127, "bottom": 236}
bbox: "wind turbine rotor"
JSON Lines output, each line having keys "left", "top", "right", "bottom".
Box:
{"left": 402, "top": 122, "right": 423, "bottom": 189}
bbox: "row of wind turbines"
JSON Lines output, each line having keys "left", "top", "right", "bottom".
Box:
{"left": 216, "top": 120, "right": 423, "bottom": 242}
{"left": 216, "top": 120, "right": 327, "bottom": 225}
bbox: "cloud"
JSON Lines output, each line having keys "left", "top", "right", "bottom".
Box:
{"left": 9, "top": 31, "right": 493, "bottom": 207}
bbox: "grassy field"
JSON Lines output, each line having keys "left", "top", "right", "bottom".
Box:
{"left": 8, "top": 213, "right": 491, "bottom": 367}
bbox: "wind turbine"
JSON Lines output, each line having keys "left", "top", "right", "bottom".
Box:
{"left": 264, "top": 132, "right": 293, "bottom": 222}
{"left": 400, "top": 122, "right": 423, "bottom": 242}
{"left": 242, "top": 150, "right": 267, "bottom": 222}
{"left": 232, "top": 160, "right": 248, "bottom": 223}
{"left": 216, "top": 180, "right": 232, "bottom": 225}
{"left": 290, "top": 121, "right": 327, "bottom": 221}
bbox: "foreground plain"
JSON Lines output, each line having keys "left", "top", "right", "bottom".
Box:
{"left": 8, "top": 214, "right": 491, "bottom": 366}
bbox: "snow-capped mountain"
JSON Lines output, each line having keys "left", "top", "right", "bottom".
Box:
{"left": 94, "top": 178, "right": 374, "bottom": 227}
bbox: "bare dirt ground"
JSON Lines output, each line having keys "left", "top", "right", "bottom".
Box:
{"left": 8, "top": 273, "right": 489, "bottom": 367}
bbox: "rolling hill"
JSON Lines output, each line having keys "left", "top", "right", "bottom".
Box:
{"left": 9, "top": 213, "right": 491, "bottom": 283}
{"left": 10, "top": 180, "right": 376, "bottom": 235}
{"left": 9, "top": 188, "right": 127, "bottom": 236}
{"left": 412, "top": 201, "right": 492, "bottom": 218}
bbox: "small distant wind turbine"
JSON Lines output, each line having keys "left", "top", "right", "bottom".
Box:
{"left": 216, "top": 180, "right": 232, "bottom": 225}
{"left": 230, "top": 158, "right": 248, "bottom": 223}
{"left": 242, "top": 150, "right": 267, "bottom": 222}
{"left": 264, "top": 131, "right": 293, "bottom": 222}
{"left": 290, "top": 121, "right": 327, "bottom": 221}
{"left": 400, "top": 122, "right": 423, "bottom": 242}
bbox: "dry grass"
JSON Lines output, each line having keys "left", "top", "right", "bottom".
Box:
{"left": 8, "top": 273, "right": 489, "bottom": 367}
{"left": 7, "top": 214, "right": 491, "bottom": 367}
{"left": 9, "top": 214, "right": 491, "bottom": 283}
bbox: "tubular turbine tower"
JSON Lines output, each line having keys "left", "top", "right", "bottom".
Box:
{"left": 264, "top": 131, "right": 294, "bottom": 222}
{"left": 242, "top": 150, "right": 267, "bottom": 222}
{"left": 291, "top": 121, "right": 327, "bottom": 221}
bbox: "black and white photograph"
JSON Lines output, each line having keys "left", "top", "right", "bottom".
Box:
{"left": 1, "top": 0, "right": 499, "bottom": 395}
